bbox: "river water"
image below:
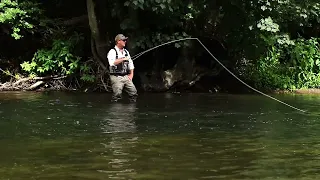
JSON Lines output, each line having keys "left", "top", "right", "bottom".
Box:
{"left": 0, "top": 91, "right": 319, "bottom": 179}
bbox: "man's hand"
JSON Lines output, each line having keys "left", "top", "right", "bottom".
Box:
{"left": 128, "top": 74, "right": 133, "bottom": 80}
{"left": 114, "top": 57, "right": 129, "bottom": 65}
{"left": 128, "top": 69, "right": 134, "bottom": 80}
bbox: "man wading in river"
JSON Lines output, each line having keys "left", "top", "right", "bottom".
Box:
{"left": 107, "top": 34, "right": 138, "bottom": 102}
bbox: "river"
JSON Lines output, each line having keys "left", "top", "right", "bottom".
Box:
{"left": 0, "top": 91, "right": 319, "bottom": 179}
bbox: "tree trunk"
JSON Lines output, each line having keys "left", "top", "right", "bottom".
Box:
{"left": 86, "top": 0, "right": 107, "bottom": 70}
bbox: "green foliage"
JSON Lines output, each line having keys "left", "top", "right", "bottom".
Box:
{"left": 2, "top": 0, "right": 320, "bottom": 91}
{"left": 0, "top": 0, "right": 42, "bottom": 39}
{"left": 256, "top": 17, "right": 279, "bottom": 33}
{"left": 243, "top": 37, "right": 320, "bottom": 90}
{"left": 289, "top": 38, "right": 320, "bottom": 88}
{"left": 79, "top": 63, "right": 95, "bottom": 83}
{"left": 20, "top": 31, "right": 96, "bottom": 83}
{"left": 234, "top": 0, "right": 320, "bottom": 90}
{"left": 20, "top": 33, "right": 82, "bottom": 77}
{"left": 131, "top": 32, "right": 190, "bottom": 50}
{"left": 114, "top": 0, "right": 197, "bottom": 58}
{"left": 123, "top": 0, "right": 178, "bottom": 13}
{"left": 110, "top": 0, "right": 320, "bottom": 91}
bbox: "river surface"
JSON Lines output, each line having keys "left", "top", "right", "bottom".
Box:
{"left": 0, "top": 91, "right": 319, "bottom": 180}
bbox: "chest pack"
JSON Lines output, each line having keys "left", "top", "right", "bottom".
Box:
{"left": 114, "top": 48, "right": 128, "bottom": 59}
{"left": 109, "top": 48, "right": 130, "bottom": 75}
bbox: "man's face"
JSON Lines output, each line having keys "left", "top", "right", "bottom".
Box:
{"left": 117, "top": 39, "right": 127, "bottom": 47}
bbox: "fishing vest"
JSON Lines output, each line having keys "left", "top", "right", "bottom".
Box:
{"left": 109, "top": 48, "right": 130, "bottom": 76}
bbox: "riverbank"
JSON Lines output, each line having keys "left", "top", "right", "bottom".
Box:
{"left": 1, "top": 72, "right": 320, "bottom": 95}
{"left": 274, "top": 88, "right": 320, "bottom": 95}
{"left": 1, "top": 83, "right": 320, "bottom": 95}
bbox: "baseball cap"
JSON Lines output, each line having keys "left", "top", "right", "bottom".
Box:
{"left": 115, "top": 34, "right": 128, "bottom": 42}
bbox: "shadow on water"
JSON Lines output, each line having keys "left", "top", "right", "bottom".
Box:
{"left": 0, "top": 91, "right": 320, "bottom": 179}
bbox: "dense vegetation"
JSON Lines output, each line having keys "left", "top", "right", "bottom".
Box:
{"left": 0, "top": 0, "right": 319, "bottom": 92}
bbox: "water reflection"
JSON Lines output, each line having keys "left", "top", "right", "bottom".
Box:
{"left": 98, "top": 103, "right": 139, "bottom": 179}
{"left": 0, "top": 91, "right": 43, "bottom": 103}
{"left": 1, "top": 92, "right": 320, "bottom": 179}
{"left": 100, "top": 103, "right": 137, "bottom": 134}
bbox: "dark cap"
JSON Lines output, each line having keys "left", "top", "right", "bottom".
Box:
{"left": 115, "top": 34, "right": 128, "bottom": 42}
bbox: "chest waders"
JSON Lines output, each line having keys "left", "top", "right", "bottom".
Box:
{"left": 109, "top": 48, "right": 130, "bottom": 76}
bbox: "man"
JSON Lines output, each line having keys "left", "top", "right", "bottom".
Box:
{"left": 107, "top": 34, "right": 138, "bottom": 102}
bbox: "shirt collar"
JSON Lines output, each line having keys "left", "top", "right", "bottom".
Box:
{"left": 114, "top": 46, "right": 124, "bottom": 51}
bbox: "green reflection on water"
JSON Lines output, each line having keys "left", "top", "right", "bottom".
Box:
{"left": 0, "top": 92, "right": 319, "bottom": 179}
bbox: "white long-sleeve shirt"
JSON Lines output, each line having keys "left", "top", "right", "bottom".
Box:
{"left": 107, "top": 46, "right": 134, "bottom": 70}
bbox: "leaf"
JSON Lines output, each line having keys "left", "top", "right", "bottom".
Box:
{"left": 182, "top": 32, "right": 187, "bottom": 36}
{"left": 124, "top": 1, "right": 130, "bottom": 6}
{"left": 133, "top": 0, "right": 138, "bottom": 6}
{"left": 37, "top": 67, "right": 44, "bottom": 73}
{"left": 310, "top": 10, "right": 318, "bottom": 16}
{"left": 169, "top": 6, "right": 173, "bottom": 12}
{"left": 58, "top": 61, "right": 64, "bottom": 67}
{"left": 316, "top": 59, "right": 320, "bottom": 66}
{"left": 257, "top": 23, "right": 261, "bottom": 28}
{"left": 160, "top": 4, "right": 165, "bottom": 9}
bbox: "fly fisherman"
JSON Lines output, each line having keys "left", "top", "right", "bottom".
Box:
{"left": 107, "top": 34, "right": 138, "bottom": 102}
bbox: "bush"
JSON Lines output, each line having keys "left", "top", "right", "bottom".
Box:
{"left": 243, "top": 37, "right": 320, "bottom": 90}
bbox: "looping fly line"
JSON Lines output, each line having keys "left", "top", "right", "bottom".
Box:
{"left": 130, "top": 37, "right": 306, "bottom": 113}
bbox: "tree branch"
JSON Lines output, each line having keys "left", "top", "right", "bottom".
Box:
{"left": 13, "top": 75, "right": 67, "bottom": 86}
{"left": 0, "top": 67, "right": 16, "bottom": 79}
{"left": 28, "top": 81, "right": 45, "bottom": 90}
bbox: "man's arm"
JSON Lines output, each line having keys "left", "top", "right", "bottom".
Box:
{"left": 107, "top": 49, "right": 129, "bottom": 66}
{"left": 128, "top": 69, "right": 134, "bottom": 80}
{"left": 114, "top": 57, "right": 129, "bottom": 65}
{"left": 128, "top": 53, "right": 134, "bottom": 80}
